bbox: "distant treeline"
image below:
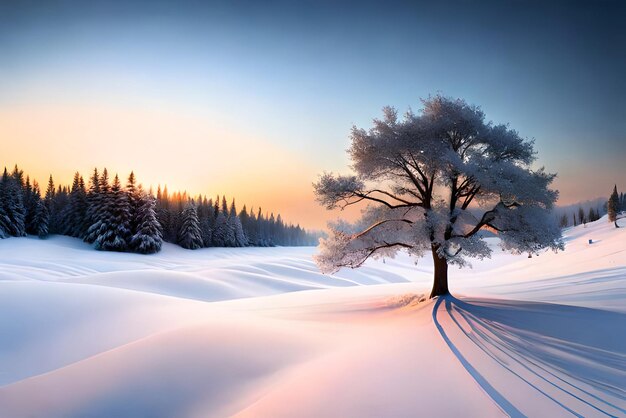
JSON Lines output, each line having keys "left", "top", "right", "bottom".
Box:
{"left": 557, "top": 185, "right": 624, "bottom": 228}
{"left": 0, "top": 165, "right": 321, "bottom": 253}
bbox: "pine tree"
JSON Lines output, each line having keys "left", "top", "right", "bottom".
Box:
{"left": 608, "top": 185, "right": 619, "bottom": 223}
{"left": 221, "top": 195, "right": 228, "bottom": 215}
{"left": 23, "top": 176, "right": 37, "bottom": 234}
{"left": 155, "top": 184, "right": 173, "bottom": 243}
{"left": 85, "top": 169, "right": 112, "bottom": 243}
{"left": 587, "top": 207, "right": 599, "bottom": 223}
{"left": 276, "top": 214, "right": 285, "bottom": 245}
{"left": 33, "top": 198, "right": 49, "bottom": 238}
{"left": 83, "top": 169, "right": 101, "bottom": 241}
{"left": 129, "top": 192, "right": 163, "bottom": 254}
{"left": 62, "top": 172, "right": 88, "bottom": 237}
{"left": 44, "top": 175, "right": 58, "bottom": 233}
{"left": 177, "top": 201, "right": 203, "bottom": 249}
{"left": 268, "top": 213, "right": 276, "bottom": 246}
{"left": 10, "top": 167, "right": 27, "bottom": 236}
{"left": 196, "top": 197, "right": 212, "bottom": 247}
{"left": 95, "top": 174, "right": 131, "bottom": 251}
{"left": 51, "top": 185, "right": 69, "bottom": 234}
{"left": 239, "top": 205, "right": 252, "bottom": 246}
{"left": 257, "top": 208, "right": 266, "bottom": 246}
{"left": 578, "top": 207, "right": 586, "bottom": 226}
{"left": 210, "top": 196, "right": 225, "bottom": 246}
{"left": 0, "top": 171, "right": 12, "bottom": 238}
{"left": 233, "top": 215, "right": 247, "bottom": 246}
{"left": 126, "top": 171, "right": 140, "bottom": 235}
{"left": 0, "top": 167, "right": 26, "bottom": 237}
{"left": 224, "top": 199, "right": 237, "bottom": 246}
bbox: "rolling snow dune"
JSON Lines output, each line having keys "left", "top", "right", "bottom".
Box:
{"left": 0, "top": 216, "right": 624, "bottom": 417}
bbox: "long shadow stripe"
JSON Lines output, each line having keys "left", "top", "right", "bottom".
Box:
{"left": 432, "top": 296, "right": 524, "bottom": 418}
{"left": 452, "top": 305, "right": 621, "bottom": 416}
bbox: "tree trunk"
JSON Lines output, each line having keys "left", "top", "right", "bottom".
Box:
{"left": 429, "top": 246, "right": 449, "bottom": 298}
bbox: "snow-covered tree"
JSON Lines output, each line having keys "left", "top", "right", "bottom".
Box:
{"left": 33, "top": 198, "right": 49, "bottom": 238}
{"left": 212, "top": 202, "right": 227, "bottom": 247}
{"left": 177, "top": 201, "right": 203, "bottom": 249}
{"left": 10, "top": 166, "right": 27, "bottom": 237}
{"left": 129, "top": 191, "right": 163, "bottom": 254}
{"left": 85, "top": 169, "right": 111, "bottom": 243}
{"left": 314, "top": 95, "right": 563, "bottom": 298}
{"left": 0, "top": 167, "right": 26, "bottom": 237}
{"left": 222, "top": 198, "right": 237, "bottom": 247}
{"left": 198, "top": 197, "right": 214, "bottom": 247}
{"left": 0, "top": 173, "right": 12, "bottom": 238}
{"left": 23, "top": 177, "right": 38, "bottom": 235}
{"left": 62, "top": 172, "right": 88, "bottom": 237}
{"left": 233, "top": 215, "right": 248, "bottom": 247}
{"left": 83, "top": 169, "right": 101, "bottom": 242}
{"left": 51, "top": 185, "right": 69, "bottom": 233}
{"left": 44, "top": 175, "right": 58, "bottom": 233}
{"left": 256, "top": 208, "right": 268, "bottom": 246}
{"left": 578, "top": 206, "right": 586, "bottom": 226}
{"left": 608, "top": 185, "right": 620, "bottom": 226}
{"left": 94, "top": 174, "right": 131, "bottom": 252}
{"left": 126, "top": 171, "right": 140, "bottom": 234}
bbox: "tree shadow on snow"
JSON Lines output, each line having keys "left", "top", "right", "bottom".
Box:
{"left": 432, "top": 296, "right": 626, "bottom": 417}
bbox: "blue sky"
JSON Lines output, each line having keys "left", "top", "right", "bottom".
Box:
{"left": 1, "top": 0, "right": 624, "bottom": 227}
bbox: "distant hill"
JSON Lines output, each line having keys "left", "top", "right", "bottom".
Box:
{"left": 554, "top": 197, "right": 607, "bottom": 227}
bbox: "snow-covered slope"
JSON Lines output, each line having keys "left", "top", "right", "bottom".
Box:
{"left": 0, "top": 216, "right": 624, "bottom": 417}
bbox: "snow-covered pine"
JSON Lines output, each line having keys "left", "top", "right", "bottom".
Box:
{"left": 164, "top": 191, "right": 185, "bottom": 243}
{"left": 177, "top": 201, "right": 203, "bottom": 250}
{"left": 155, "top": 185, "right": 174, "bottom": 243}
{"left": 85, "top": 169, "right": 111, "bottom": 244}
{"left": 11, "top": 166, "right": 27, "bottom": 237}
{"left": 83, "top": 169, "right": 101, "bottom": 242}
{"left": 313, "top": 94, "right": 564, "bottom": 298}
{"left": 196, "top": 198, "right": 213, "bottom": 248}
{"left": 239, "top": 205, "right": 253, "bottom": 243}
{"left": 44, "top": 175, "right": 57, "bottom": 233}
{"left": 199, "top": 217, "right": 212, "bottom": 247}
{"left": 233, "top": 216, "right": 248, "bottom": 247}
{"left": 51, "top": 185, "right": 69, "bottom": 234}
{"left": 23, "top": 176, "right": 37, "bottom": 235}
{"left": 225, "top": 215, "right": 236, "bottom": 247}
{"left": 223, "top": 199, "right": 237, "bottom": 247}
{"left": 126, "top": 172, "right": 140, "bottom": 235}
{"left": 0, "top": 167, "right": 27, "bottom": 237}
{"left": 228, "top": 200, "right": 248, "bottom": 247}
{"left": 33, "top": 198, "right": 49, "bottom": 239}
{"left": 94, "top": 174, "right": 131, "bottom": 252}
{"left": 62, "top": 172, "right": 88, "bottom": 237}
{"left": 129, "top": 191, "right": 163, "bottom": 254}
{"left": 256, "top": 208, "right": 269, "bottom": 246}
{"left": 0, "top": 181, "right": 11, "bottom": 238}
{"left": 267, "top": 213, "right": 276, "bottom": 246}
{"left": 212, "top": 208, "right": 227, "bottom": 247}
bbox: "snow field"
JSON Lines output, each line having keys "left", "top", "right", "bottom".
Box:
{"left": 0, "top": 216, "right": 624, "bottom": 417}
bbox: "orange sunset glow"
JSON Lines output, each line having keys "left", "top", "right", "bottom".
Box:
{"left": 0, "top": 103, "right": 356, "bottom": 229}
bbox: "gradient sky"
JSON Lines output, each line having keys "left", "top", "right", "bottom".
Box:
{"left": 1, "top": 0, "right": 625, "bottom": 229}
